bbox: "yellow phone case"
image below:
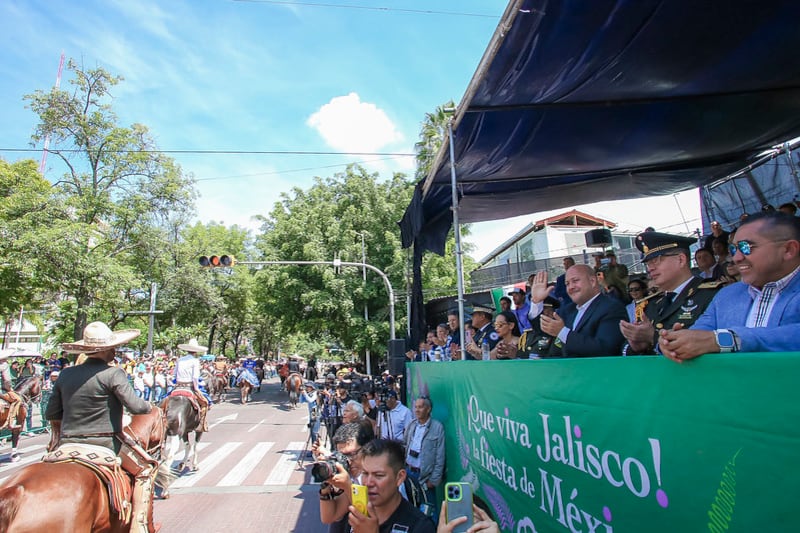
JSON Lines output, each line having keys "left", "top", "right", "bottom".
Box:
{"left": 351, "top": 484, "right": 368, "bottom": 516}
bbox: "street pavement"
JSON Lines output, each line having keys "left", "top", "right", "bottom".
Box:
{"left": 0, "top": 376, "right": 330, "bottom": 533}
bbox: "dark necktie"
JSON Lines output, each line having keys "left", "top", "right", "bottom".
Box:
{"left": 658, "top": 292, "right": 675, "bottom": 315}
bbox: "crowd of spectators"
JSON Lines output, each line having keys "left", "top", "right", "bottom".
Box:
{"left": 408, "top": 210, "right": 800, "bottom": 362}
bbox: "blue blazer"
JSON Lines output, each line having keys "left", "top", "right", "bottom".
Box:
{"left": 558, "top": 293, "right": 628, "bottom": 357}
{"left": 690, "top": 273, "right": 800, "bottom": 352}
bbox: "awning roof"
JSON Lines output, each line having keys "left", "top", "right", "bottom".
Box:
{"left": 400, "top": 0, "right": 800, "bottom": 254}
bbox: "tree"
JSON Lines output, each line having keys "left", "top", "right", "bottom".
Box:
{"left": 23, "top": 59, "right": 196, "bottom": 340}
{"left": 253, "top": 165, "right": 414, "bottom": 360}
{"left": 414, "top": 100, "right": 454, "bottom": 180}
{"left": 0, "top": 158, "right": 56, "bottom": 344}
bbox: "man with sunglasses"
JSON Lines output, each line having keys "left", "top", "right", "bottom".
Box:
{"left": 620, "top": 231, "right": 722, "bottom": 355}
{"left": 660, "top": 212, "right": 800, "bottom": 361}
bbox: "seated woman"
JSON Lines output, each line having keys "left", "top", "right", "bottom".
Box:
{"left": 597, "top": 263, "right": 630, "bottom": 305}
{"left": 490, "top": 311, "right": 521, "bottom": 360}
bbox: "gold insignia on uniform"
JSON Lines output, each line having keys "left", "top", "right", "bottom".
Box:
{"left": 642, "top": 243, "right": 649, "bottom": 254}
{"left": 698, "top": 280, "right": 725, "bottom": 289}
{"left": 656, "top": 323, "right": 663, "bottom": 329}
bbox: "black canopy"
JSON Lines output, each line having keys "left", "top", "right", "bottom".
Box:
{"left": 400, "top": 0, "right": 800, "bottom": 255}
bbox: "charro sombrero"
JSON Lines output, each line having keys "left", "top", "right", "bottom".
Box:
{"left": 62, "top": 322, "right": 140, "bottom": 354}
{"left": 177, "top": 338, "right": 208, "bottom": 353}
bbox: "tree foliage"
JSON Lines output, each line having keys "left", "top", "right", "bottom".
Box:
{"left": 22, "top": 59, "right": 196, "bottom": 339}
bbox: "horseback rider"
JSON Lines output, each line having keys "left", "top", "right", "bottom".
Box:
{"left": 173, "top": 338, "right": 212, "bottom": 432}
{"left": 0, "top": 349, "right": 24, "bottom": 430}
{"left": 287, "top": 355, "right": 301, "bottom": 374}
{"left": 45, "top": 321, "right": 159, "bottom": 533}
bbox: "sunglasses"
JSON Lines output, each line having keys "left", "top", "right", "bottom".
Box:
{"left": 628, "top": 286, "right": 645, "bottom": 292}
{"left": 728, "top": 239, "right": 787, "bottom": 257}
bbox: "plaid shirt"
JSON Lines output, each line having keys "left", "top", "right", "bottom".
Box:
{"left": 746, "top": 265, "right": 800, "bottom": 327}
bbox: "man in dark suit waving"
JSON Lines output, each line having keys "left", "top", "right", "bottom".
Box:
{"left": 528, "top": 265, "right": 627, "bottom": 357}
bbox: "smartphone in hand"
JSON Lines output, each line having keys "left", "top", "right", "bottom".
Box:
{"left": 445, "top": 482, "right": 473, "bottom": 533}
{"left": 351, "top": 483, "right": 369, "bottom": 516}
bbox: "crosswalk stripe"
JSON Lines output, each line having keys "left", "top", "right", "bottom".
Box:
{"left": 0, "top": 445, "right": 50, "bottom": 485}
{"left": 218, "top": 441, "right": 274, "bottom": 486}
{"left": 247, "top": 419, "right": 267, "bottom": 433}
{"left": 170, "top": 442, "right": 242, "bottom": 488}
{"left": 264, "top": 441, "right": 304, "bottom": 486}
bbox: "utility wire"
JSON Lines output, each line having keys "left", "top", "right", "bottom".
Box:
{"left": 0, "top": 148, "right": 415, "bottom": 156}
{"left": 231, "top": 0, "right": 500, "bottom": 18}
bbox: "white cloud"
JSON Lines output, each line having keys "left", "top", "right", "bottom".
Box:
{"left": 307, "top": 93, "right": 404, "bottom": 153}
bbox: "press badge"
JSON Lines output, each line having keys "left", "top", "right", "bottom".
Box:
{"left": 391, "top": 525, "right": 410, "bottom": 533}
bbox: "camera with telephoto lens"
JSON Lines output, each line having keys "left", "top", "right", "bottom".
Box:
{"left": 310, "top": 451, "right": 351, "bottom": 483}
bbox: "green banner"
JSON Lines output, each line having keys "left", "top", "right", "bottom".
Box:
{"left": 407, "top": 354, "right": 800, "bottom": 532}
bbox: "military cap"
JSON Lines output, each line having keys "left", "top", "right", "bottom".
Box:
{"left": 636, "top": 232, "right": 697, "bottom": 262}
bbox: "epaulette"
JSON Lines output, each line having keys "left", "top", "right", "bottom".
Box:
{"left": 635, "top": 291, "right": 661, "bottom": 304}
{"left": 697, "top": 280, "right": 726, "bottom": 289}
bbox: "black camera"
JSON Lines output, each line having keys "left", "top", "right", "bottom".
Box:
{"left": 310, "top": 451, "right": 351, "bottom": 483}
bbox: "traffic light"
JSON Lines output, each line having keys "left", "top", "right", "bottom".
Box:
{"left": 199, "top": 255, "right": 236, "bottom": 268}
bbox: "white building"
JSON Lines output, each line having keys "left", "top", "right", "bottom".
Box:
{"left": 471, "top": 209, "right": 641, "bottom": 289}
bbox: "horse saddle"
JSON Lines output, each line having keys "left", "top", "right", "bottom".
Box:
{"left": 43, "top": 443, "right": 133, "bottom": 524}
{"left": 167, "top": 388, "right": 201, "bottom": 412}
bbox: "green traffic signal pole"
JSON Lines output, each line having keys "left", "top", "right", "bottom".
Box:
{"left": 234, "top": 260, "right": 396, "bottom": 343}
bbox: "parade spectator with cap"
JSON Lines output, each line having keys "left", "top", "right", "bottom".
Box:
{"left": 508, "top": 287, "right": 532, "bottom": 330}
{"left": 464, "top": 304, "right": 500, "bottom": 360}
{"left": 660, "top": 212, "right": 800, "bottom": 361}
{"left": 377, "top": 390, "right": 413, "bottom": 442}
{"left": 620, "top": 231, "right": 722, "bottom": 355}
{"left": 300, "top": 380, "right": 321, "bottom": 446}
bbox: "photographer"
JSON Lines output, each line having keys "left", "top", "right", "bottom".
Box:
{"left": 347, "top": 439, "right": 435, "bottom": 533}
{"left": 319, "top": 379, "right": 346, "bottom": 444}
{"left": 377, "top": 390, "right": 413, "bottom": 442}
{"left": 313, "top": 421, "right": 375, "bottom": 533}
{"left": 300, "top": 381, "right": 321, "bottom": 448}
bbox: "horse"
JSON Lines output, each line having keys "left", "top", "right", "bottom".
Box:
{"left": 304, "top": 363, "right": 318, "bottom": 382}
{"left": 163, "top": 393, "right": 203, "bottom": 485}
{"left": 254, "top": 366, "right": 265, "bottom": 393}
{"left": 206, "top": 373, "right": 227, "bottom": 403}
{"left": 239, "top": 379, "right": 252, "bottom": 405}
{"left": 286, "top": 372, "right": 303, "bottom": 409}
{"left": 0, "top": 408, "right": 165, "bottom": 532}
{"left": 0, "top": 375, "right": 42, "bottom": 462}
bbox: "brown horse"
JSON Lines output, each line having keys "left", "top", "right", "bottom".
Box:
{"left": 206, "top": 373, "right": 227, "bottom": 403}
{"left": 286, "top": 372, "right": 303, "bottom": 409}
{"left": 0, "top": 375, "right": 42, "bottom": 462}
{"left": 0, "top": 408, "right": 165, "bottom": 533}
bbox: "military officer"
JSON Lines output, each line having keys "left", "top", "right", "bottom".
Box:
{"left": 464, "top": 304, "right": 500, "bottom": 360}
{"left": 620, "top": 232, "right": 723, "bottom": 355}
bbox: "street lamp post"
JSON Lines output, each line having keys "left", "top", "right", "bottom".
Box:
{"left": 356, "top": 232, "right": 372, "bottom": 375}
{"left": 234, "top": 259, "right": 396, "bottom": 342}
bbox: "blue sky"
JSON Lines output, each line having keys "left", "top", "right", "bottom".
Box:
{"left": 0, "top": 0, "right": 701, "bottom": 262}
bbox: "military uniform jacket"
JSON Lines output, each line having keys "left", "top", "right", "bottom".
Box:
{"left": 518, "top": 316, "right": 563, "bottom": 359}
{"left": 470, "top": 323, "right": 500, "bottom": 360}
{"left": 639, "top": 276, "right": 722, "bottom": 353}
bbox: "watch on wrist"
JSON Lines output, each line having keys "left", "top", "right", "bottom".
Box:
{"left": 714, "top": 329, "right": 735, "bottom": 353}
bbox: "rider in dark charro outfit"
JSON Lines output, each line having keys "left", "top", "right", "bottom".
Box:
{"left": 45, "top": 321, "right": 159, "bottom": 533}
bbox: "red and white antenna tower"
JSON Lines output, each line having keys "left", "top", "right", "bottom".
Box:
{"left": 39, "top": 52, "right": 65, "bottom": 175}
